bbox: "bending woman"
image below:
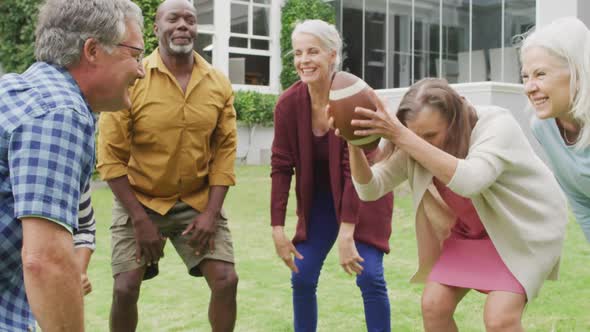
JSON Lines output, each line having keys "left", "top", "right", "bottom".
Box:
{"left": 520, "top": 17, "right": 590, "bottom": 242}
{"left": 271, "top": 19, "right": 394, "bottom": 332}
{"left": 345, "top": 78, "right": 567, "bottom": 331}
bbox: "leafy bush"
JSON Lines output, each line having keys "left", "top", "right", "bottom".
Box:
{"left": 0, "top": 0, "right": 160, "bottom": 74}
{"left": 280, "top": 0, "right": 335, "bottom": 90}
{"left": 0, "top": 0, "right": 38, "bottom": 73}
{"left": 234, "top": 90, "right": 277, "bottom": 127}
{"left": 136, "top": 0, "right": 160, "bottom": 55}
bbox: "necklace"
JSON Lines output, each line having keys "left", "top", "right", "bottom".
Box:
{"left": 559, "top": 120, "right": 578, "bottom": 145}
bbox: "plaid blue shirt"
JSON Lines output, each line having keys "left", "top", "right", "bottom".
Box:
{"left": 0, "top": 62, "right": 96, "bottom": 331}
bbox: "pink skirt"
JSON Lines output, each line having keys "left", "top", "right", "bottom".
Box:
{"left": 428, "top": 236, "right": 525, "bottom": 295}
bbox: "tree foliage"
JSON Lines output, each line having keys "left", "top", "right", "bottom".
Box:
{"left": 136, "top": 0, "right": 161, "bottom": 55}
{"left": 0, "top": 0, "right": 39, "bottom": 73}
{"left": 280, "top": 0, "right": 335, "bottom": 90}
{"left": 0, "top": 0, "right": 161, "bottom": 74}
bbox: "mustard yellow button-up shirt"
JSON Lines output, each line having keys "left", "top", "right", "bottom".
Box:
{"left": 97, "top": 49, "right": 237, "bottom": 215}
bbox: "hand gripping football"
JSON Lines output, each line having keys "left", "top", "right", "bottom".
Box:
{"left": 329, "top": 71, "right": 380, "bottom": 150}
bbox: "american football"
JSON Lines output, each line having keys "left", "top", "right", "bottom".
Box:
{"left": 328, "top": 71, "right": 380, "bottom": 150}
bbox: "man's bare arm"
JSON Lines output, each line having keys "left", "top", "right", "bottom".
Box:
{"left": 21, "top": 217, "right": 84, "bottom": 332}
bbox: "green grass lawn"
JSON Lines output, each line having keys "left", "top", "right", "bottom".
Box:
{"left": 84, "top": 165, "right": 590, "bottom": 331}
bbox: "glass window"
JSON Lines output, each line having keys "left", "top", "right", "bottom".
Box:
{"left": 331, "top": 0, "right": 343, "bottom": 32}
{"left": 334, "top": 0, "right": 533, "bottom": 87}
{"left": 413, "top": 2, "right": 440, "bottom": 83}
{"left": 388, "top": 0, "right": 412, "bottom": 88}
{"left": 342, "top": 0, "right": 363, "bottom": 77}
{"left": 472, "top": 0, "right": 502, "bottom": 82}
{"left": 231, "top": 3, "right": 248, "bottom": 34}
{"left": 441, "top": 2, "right": 469, "bottom": 83}
{"left": 364, "top": 0, "right": 387, "bottom": 89}
{"left": 195, "top": 33, "right": 214, "bottom": 64}
{"left": 230, "top": 0, "right": 272, "bottom": 86}
{"left": 251, "top": 39, "right": 269, "bottom": 50}
{"left": 503, "top": 0, "right": 535, "bottom": 83}
{"left": 253, "top": 6, "right": 270, "bottom": 36}
{"left": 194, "top": 1, "right": 215, "bottom": 66}
{"left": 229, "top": 53, "right": 270, "bottom": 86}
{"left": 505, "top": 0, "right": 535, "bottom": 39}
{"left": 196, "top": 0, "right": 214, "bottom": 27}
{"left": 229, "top": 37, "right": 248, "bottom": 48}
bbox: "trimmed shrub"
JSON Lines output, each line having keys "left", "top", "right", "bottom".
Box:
{"left": 234, "top": 90, "right": 277, "bottom": 127}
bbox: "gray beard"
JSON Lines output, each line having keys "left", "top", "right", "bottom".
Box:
{"left": 169, "top": 41, "right": 193, "bottom": 54}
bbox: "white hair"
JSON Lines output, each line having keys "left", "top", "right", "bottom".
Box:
{"left": 520, "top": 17, "right": 590, "bottom": 149}
{"left": 35, "top": 0, "right": 144, "bottom": 67}
{"left": 292, "top": 19, "right": 342, "bottom": 69}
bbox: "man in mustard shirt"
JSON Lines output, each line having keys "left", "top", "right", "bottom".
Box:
{"left": 97, "top": 0, "right": 238, "bottom": 331}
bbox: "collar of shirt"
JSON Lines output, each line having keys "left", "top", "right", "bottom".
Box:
{"left": 145, "top": 48, "right": 212, "bottom": 92}
{"left": 34, "top": 62, "right": 97, "bottom": 127}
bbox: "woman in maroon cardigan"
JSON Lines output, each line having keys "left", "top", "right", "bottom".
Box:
{"left": 270, "top": 19, "right": 394, "bottom": 332}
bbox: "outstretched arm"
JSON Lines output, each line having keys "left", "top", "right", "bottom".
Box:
{"left": 269, "top": 101, "right": 302, "bottom": 272}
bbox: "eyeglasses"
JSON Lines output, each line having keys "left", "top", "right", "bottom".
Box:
{"left": 116, "top": 43, "right": 145, "bottom": 63}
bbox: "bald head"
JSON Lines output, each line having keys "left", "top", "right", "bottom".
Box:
{"left": 156, "top": 0, "right": 196, "bottom": 22}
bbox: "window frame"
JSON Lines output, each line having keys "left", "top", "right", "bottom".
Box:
{"left": 229, "top": 0, "right": 273, "bottom": 87}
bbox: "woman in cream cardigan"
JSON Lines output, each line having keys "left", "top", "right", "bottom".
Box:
{"left": 342, "top": 78, "right": 568, "bottom": 331}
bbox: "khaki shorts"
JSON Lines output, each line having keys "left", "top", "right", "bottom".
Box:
{"left": 110, "top": 198, "right": 234, "bottom": 280}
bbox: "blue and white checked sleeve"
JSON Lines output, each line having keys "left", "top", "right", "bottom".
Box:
{"left": 9, "top": 108, "right": 93, "bottom": 232}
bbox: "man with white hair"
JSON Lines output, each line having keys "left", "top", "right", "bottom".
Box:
{"left": 0, "top": 0, "right": 145, "bottom": 330}
{"left": 98, "top": 0, "right": 238, "bottom": 331}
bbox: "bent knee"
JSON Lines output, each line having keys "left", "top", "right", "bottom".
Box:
{"left": 210, "top": 269, "right": 239, "bottom": 295}
{"left": 355, "top": 270, "right": 386, "bottom": 291}
{"left": 291, "top": 271, "right": 319, "bottom": 292}
{"left": 484, "top": 312, "right": 521, "bottom": 331}
{"left": 113, "top": 272, "right": 142, "bottom": 302}
{"left": 421, "top": 292, "right": 455, "bottom": 321}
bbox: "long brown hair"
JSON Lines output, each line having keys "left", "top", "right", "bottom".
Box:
{"left": 381, "top": 78, "right": 478, "bottom": 160}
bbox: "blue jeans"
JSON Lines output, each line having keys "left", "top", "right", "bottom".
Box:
{"left": 291, "top": 192, "right": 391, "bottom": 332}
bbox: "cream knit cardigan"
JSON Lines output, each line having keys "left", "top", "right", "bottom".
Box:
{"left": 354, "top": 106, "right": 568, "bottom": 300}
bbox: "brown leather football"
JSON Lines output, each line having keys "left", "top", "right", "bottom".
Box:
{"left": 329, "top": 71, "right": 380, "bottom": 150}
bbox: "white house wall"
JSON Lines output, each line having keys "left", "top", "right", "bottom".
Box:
{"left": 536, "top": 0, "right": 590, "bottom": 27}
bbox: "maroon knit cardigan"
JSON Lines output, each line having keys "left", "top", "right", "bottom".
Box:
{"left": 270, "top": 81, "right": 394, "bottom": 253}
